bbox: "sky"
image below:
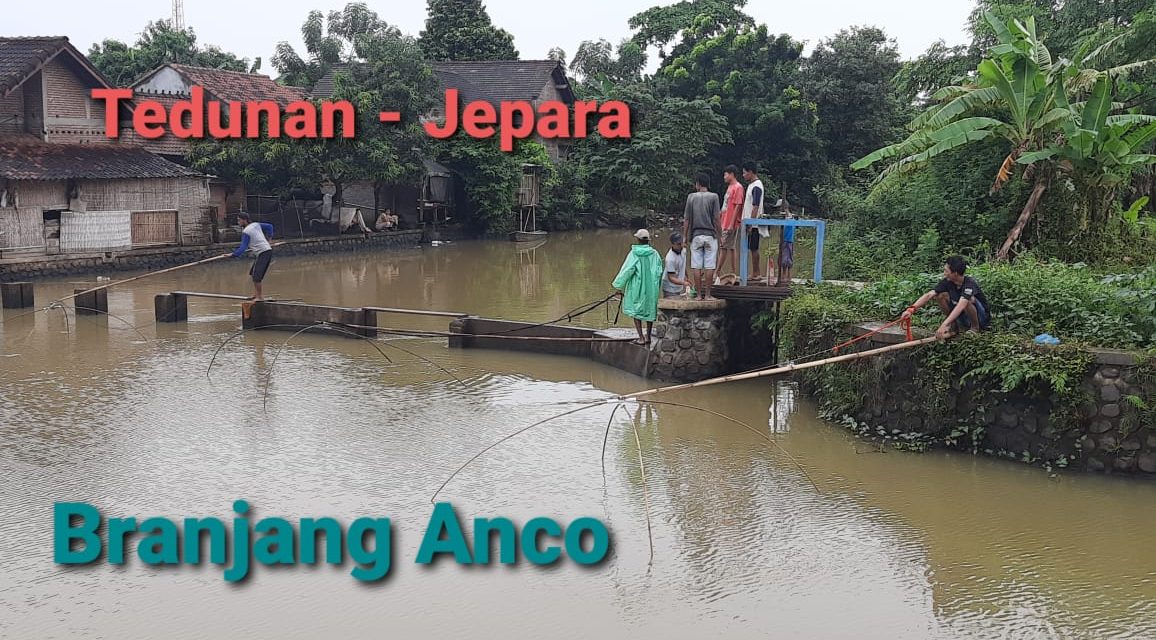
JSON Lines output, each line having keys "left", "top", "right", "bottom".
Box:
{"left": 7, "top": 0, "right": 976, "bottom": 78}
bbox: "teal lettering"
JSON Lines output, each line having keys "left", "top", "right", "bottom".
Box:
{"left": 53, "top": 502, "right": 101, "bottom": 564}
{"left": 138, "top": 517, "right": 180, "bottom": 564}
{"left": 564, "top": 517, "right": 610, "bottom": 564}
{"left": 107, "top": 517, "right": 138, "bottom": 564}
{"left": 348, "top": 518, "right": 392, "bottom": 581}
{"left": 473, "top": 517, "right": 517, "bottom": 564}
{"left": 299, "top": 517, "right": 343, "bottom": 564}
{"left": 184, "top": 518, "right": 227, "bottom": 564}
{"left": 522, "top": 517, "right": 562, "bottom": 565}
{"left": 224, "top": 499, "right": 250, "bottom": 582}
{"left": 415, "top": 503, "right": 472, "bottom": 564}
{"left": 254, "top": 517, "right": 296, "bottom": 565}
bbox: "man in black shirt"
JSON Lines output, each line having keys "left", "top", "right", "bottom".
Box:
{"left": 902, "top": 255, "right": 991, "bottom": 339}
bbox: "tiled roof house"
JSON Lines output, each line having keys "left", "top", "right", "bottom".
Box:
{"left": 0, "top": 37, "right": 211, "bottom": 256}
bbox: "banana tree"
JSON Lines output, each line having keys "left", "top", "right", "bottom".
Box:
{"left": 853, "top": 12, "right": 1156, "bottom": 260}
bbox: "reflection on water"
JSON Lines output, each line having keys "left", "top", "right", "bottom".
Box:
{"left": 1, "top": 230, "right": 1154, "bottom": 639}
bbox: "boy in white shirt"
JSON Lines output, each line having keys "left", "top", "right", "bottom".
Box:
{"left": 230, "top": 212, "right": 275, "bottom": 301}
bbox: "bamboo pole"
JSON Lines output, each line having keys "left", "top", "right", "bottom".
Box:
{"left": 619, "top": 336, "right": 939, "bottom": 401}
{"left": 51, "top": 241, "right": 286, "bottom": 307}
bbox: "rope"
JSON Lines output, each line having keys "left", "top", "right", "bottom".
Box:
{"left": 830, "top": 315, "right": 914, "bottom": 354}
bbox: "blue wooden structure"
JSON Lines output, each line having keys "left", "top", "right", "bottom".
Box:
{"left": 737, "top": 218, "right": 827, "bottom": 286}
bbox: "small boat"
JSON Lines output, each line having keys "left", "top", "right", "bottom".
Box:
{"left": 509, "top": 230, "right": 548, "bottom": 242}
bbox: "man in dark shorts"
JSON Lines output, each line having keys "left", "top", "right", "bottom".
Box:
{"left": 902, "top": 255, "right": 991, "bottom": 340}
{"left": 230, "top": 212, "right": 275, "bottom": 301}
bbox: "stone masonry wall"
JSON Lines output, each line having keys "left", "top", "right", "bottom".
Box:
{"left": 650, "top": 298, "right": 728, "bottom": 382}
{"left": 831, "top": 328, "right": 1156, "bottom": 478}
{"left": 0, "top": 230, "right": 422, "bottom": 281}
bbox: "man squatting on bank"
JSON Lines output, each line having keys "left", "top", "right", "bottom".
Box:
{"left": 230, "top": 212, "right": 275, "bottom": 301}
{"left": 902, "top": 255, "right": 992, "bottom": 340}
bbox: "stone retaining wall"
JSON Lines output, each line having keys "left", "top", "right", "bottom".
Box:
{"left": 830, "top": 326, "right": 1156, "bottom": 478}
{"left": 0, "top": 230, "right": 422, "bottom": 280}
{"left": 651, "top": 298, "right": 728, "bottom": 382}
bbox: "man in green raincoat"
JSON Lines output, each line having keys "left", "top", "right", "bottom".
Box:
{"left": 612, "top": 229, "right": 664, "bottom": 345}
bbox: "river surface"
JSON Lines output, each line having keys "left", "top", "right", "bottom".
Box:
{"left": 1, "top": 230, "right": 1154, "bottom": 639}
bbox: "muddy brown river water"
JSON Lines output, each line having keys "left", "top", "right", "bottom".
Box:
{"left": 1, "top": 230, "right": 1154, "bottom": 639}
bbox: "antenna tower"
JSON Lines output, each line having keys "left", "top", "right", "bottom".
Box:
{"left": 172, "top": 0, "right": 186, "bottom": 30}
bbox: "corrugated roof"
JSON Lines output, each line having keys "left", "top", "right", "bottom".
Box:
{"left": 137, "top": 64, "right": 309, "bottom": 106}
{"left": 311, "top": 60, "right": 572, "bottom": 104}
{"left": 0, "top": 136, "right": 204, "bottom": 180}
{"left": 0, "top": 37, "right": 69, "bottom": 96}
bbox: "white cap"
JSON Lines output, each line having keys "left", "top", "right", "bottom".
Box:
{"left": 634, "top": 229, "right": 650, "bottom": 240}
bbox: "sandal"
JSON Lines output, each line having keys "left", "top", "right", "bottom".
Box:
{"left": 631, "top": 338, "right": 648, "bottom": 345}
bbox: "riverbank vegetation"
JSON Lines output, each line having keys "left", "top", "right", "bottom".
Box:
{"left": 89, "top": 1, "right": 1155, "bottom": 246}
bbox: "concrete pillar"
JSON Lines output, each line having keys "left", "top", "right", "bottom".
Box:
{"left": 650, "top": 298, "right": 728, "bottom": 382}
{"left": 240, "top": 301, "right": 377, "bottom": 340}
{"left": 1, "top": 282, "right": 34, "bottom": 308}
{"left": 74, "top": 288, "right": 108, "bottom": 316}
{"left": 154, "top": 293, "right": 188, "bottom": 323}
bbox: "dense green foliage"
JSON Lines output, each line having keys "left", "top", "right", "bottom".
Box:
{"left": 418, "top": 0, "right": 518, "bottom": 62}
{"left": 88, "top": 21, "right": 254, "bottom": 86}
{"left": 793, "top": 259, "right": 1156, "bottom": 349}
{"left": 271, "top": 2, "right": 394, "bottom": 88}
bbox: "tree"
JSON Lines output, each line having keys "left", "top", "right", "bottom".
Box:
{"left": 895, "top": 40, "right": 978, "bottom": 107}
{"left": 629, "top": 0, "right": 753, "bottom": 61}
{"left": 569, "top": 39, "right": 646, "bottom": 88}
{"left": 659, "top": 23, "right": 824, "bottom": 206}
{"left": 803, "top": 26, "right": 908, "bottom": 173}
{"left": 88, "top": 20, "right": 252, "bottom": 86}
{"left": 272, "top": 2, "right": 394, "bottom": 88}
{"left": 419, "top": 0, "right": 519, "bottom": 61}
{"left": 853, "top": 13, "right": 1156, "bottom": 260}
{"left": 572, "top": 83, "right": 731, "bottom": 212}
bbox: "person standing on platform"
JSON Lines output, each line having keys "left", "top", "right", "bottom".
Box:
{"left": 741, "top": 162, "right": 767, "bottom": 282}
{"left": 230, "top": 212, "right": 275, "bottom": 301}
{"left": 718, "top": 165, "right": 745, "bottom": 278}
{"left": 612, "top": 229, "right": 664, "bottom": 345}
{"left": 663, "top": 232, "right": 691, "bottom": 299}
{"left": 683, "top": 173, "right": 721, "bottom": 301}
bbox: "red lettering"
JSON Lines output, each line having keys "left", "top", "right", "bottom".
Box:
{"left": 536, "top": 102, "right": 569, "bottom": 139}
{"left": 284, "top": 102, "right": 317, "bottom": 138}
{"left": 171, "top": 85, "right": 204, "bottom": 138}
{"left": 598, "top": 101, "right": 631, "bottom": 138}
{"left": 321, "top": 100, "right": 356, "bottom": 138}
{"left": 247, "top": 101, "right": 279, "bottom": 138}
{"left": 208, "top": 101, "right": 242, "bottom": 138}
{"left": 424, "top": 89, "right": 459, "bottom": 139}
{"left": 500, "top": 101, "right": 534, "bottom": 151}
{"left": 134, "top": 101, "right": 167, "bottom": 139}
{"left": 91, "top": 88, "right": 132, "bottom": 139}
{"left": 572, "top": 101, "right": 597, "bottom": 138}
{"left": 462, "top": 101, "right": 496, "bottom": 139}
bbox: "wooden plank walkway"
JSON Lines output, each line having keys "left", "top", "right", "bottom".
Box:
{"left": 710, "top": 285, "right": 793, "bottom": 302}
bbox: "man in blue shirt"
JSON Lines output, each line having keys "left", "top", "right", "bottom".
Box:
{"left": 230, "top": 212, "right": 275, "bottom": 301}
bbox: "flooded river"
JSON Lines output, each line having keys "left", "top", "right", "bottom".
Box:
{"left": 1, "top": 230, "right": 1154, "bottom": 639}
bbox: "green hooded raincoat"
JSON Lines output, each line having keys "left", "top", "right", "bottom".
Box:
{"left": 612, "top": 243, "right": 663, "bottom": 322}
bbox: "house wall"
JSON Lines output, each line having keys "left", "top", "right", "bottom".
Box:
{"left": 0, "top": 84, "right": 25, "bottom": 134}
{"left": 134, "top": 67, "right": 191, "bottom": 94}
{"left": 0, "top": 181, "right": 66, "bottom": 253}
{"left": 23, "top": 72, "right": 44, "bottom": 136}
{"left": 42, "top": 57, "right": 110, "bottom": 144}
{"left": 79, "top": 177, "right": 212, "bottom": 246}
{"left": 535, "top": 80, "right": 568, "bottom": 162}
{"left": 0, "top": 178, "right": 211, "bottom": 255}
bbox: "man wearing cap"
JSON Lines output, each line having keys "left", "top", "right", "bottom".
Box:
{"left": 663, "top": 232, "right": 690, "bottom": 299}
{"left": 230, "top": 212, "right": 275, "bottom": 301}
{"left": 612, "top": 229, "right": 664, "bottom": 345}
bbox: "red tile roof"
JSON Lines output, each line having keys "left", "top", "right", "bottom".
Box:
{"left": 140, "top": 64, "right": 308, "bottom": 106}
{"left": 0, "top": 136, "right": 203, "bottom": 180}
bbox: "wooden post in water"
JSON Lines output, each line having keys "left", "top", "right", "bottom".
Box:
{"left": 154, "top": 293, "right": 188, "bottom": 323}
{"left": 1, "top": 282, "right": 34, "bottom": 308}
{"left": 73, "top": 288, "right": 108, "bottom": 316}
